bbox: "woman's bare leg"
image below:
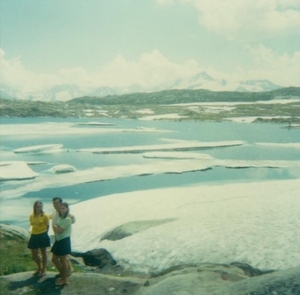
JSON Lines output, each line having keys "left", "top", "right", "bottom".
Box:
{"left": 40, "top": 248, "right": 47, "bottom": 275}
{"left": 52, "top": 254, "right": 62, "bottom": 275}
{"left": 56, "top": 255, "right": 69, "bottom": 285}
{"left": 67, "top": 257, "right": 73, "bottom": 274}
{"left": 31, "top": 249, "right": 41, "bottom": 274}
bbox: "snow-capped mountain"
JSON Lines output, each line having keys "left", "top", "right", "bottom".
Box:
{"left": 158, "top": 72, "right": 282, "bottom": 92}
{"left": 90, "top": 84, "right": 145, "bottom": 97}
{"left": 43, "top": 84, "right": 92, "bottom": 102}
{"left": 235, "top": 79, "right": 282, "bottom": 92}
{"left": 158, "top": 71, "right": 228, "bottom": 92}
{"left": 0, "top": 83, "right": 23, "bottom": 100}
{"left": 0, "top": 72, "right": 283, "bottom": 101}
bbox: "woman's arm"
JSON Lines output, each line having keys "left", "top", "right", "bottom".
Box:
{"left": 44, "top": 215, "right": 50, "bottom": 232}
{"left": 53, "top": 218, "right": 71, "bottom": 233}
{"left": 29, "top": 215, "right": 33, "bottom": 226}
{"left": 53, "top": 224, "right": 64, "bottom": 233}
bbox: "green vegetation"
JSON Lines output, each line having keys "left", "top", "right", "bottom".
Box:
{"left": 0, "top": 87, "right": 299, "bottom": 124}
{"left": 70, "top": 87, "right": 300, "bottom": 105}
{"left": 0, "top": 227, "right": 35, "bottom": 276}
{"left": 0, "top": 226, "right": 83, "bottom": 279}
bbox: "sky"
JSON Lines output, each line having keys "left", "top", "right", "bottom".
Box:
{"left": 0, "top": 0, "right": 300, "bottom": 94}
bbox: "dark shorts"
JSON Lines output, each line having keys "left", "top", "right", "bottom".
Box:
{"left": 28, "top": 232, "right": 51, "bottom": 249}
{"left": 51, "top": 237, "right": 71, "bottom": 256}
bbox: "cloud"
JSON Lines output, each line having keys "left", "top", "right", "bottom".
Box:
{"left": 0, "top": 49, "right": 41, "bottom": 92}
{"left": 0, "top": 48, "right": 200, "bottom": 93}
{"left": 156, "top": 0, "right": 300, "bottom": 40}
{"left": 246, "top": 46, "right": 300, "bottom": 86}
{"left": 209, "top": 46, "right": 300, "bottom": 87}
{"left": 58, "top": 67, "right": 92, "bottom": 87}
{"left": 95, "top": 50, "right": 199, "bottom": 88}
{"left": 1, "top": 46, "right": 299, "bottom": 98}
{"left": 0, "top": 49, "right": 96, "bottom": 94}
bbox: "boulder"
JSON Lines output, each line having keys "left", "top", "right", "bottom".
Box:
{"left": 138, "top": 264, "right": 300, "bottom": 295}
{"left": 100, "top": 218, "right": 176, "bottom": 241}
{"left": 49, "top": 164, "right": 76, "bottom": 174}
{"left": 216, "top": 266, "right": 300, "bottom": 295}
{"left": 0, "top": 223, "right": 30, "bottom": 241}
{"left": 71, "top": 248, "right": 117, "bottom": 268}
{"left": 229, "top": 261, "right": 274, "bottom": 277}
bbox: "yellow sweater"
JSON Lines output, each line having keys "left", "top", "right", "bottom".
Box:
{"left": 29, "top": 213, "right": 49, "bottom": 235}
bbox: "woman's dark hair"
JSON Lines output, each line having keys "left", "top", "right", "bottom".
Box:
{"left": 59, "top": 202, "right": 69, "bottom": 219}
{"left": 33, "top": 200, "right": 44, "bottom": 216}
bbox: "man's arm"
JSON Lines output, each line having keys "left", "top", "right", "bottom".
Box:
{"left": 68, "top": 214, "right": 76, "bottom": 224}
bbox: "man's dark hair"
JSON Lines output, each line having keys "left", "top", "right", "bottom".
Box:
{"left": 52, "top": 197, "right": 63, "bottom": 203}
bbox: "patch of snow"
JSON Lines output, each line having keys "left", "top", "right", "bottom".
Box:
{"left": 256, "top": 142, "right": 300, "bottom": 149}
{"left": 77, "top": 140, "right": 245, "bottom": 154}
{"left": 171, "top": 99, "right": 300, "bottom": 107}
{"left": 143, "top": 152, "right": 214, "bottom": 160}
{"left": 0, "top": 123, "right": 169, "bottom": 137}
{"left": 202, "top": 106, "right": 236, "bottom": 114}
{"left": 2, "top": 154, "right": 300, "bottom": 199}
{"left": 48, "top": 164, "right": 76, "bottom": 174}
{"left": 224, "top": 117, "right": 259, "bottom": 123}
{"left": 140, "top": 114, "right": 187, "bottom": 121}
{"left": 14, "top": 144, "right": 63, "bottom": 154}
{"left": 77, "top": 122, "right": 116, "bottom": 126}
{"left": 135, "top": 109, "right": 154, "bottom": 114}
{"left": 71, "top": 178, "right": 300, "bottom": 274}
{"left": 223, "top": 116, "right": 296, "bottom": 123}
{"left": 0, "top": 161, "right": 39, "bottom": 181}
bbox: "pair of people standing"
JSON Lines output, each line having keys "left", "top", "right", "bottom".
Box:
{"left": 51, "top": 197, "right": 75, "bottom": 286}
{"left": 27, "top": 198, "right": 74, "bottom": 286}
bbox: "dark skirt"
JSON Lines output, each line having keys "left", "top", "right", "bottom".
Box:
{"left": 28, "top": 231, "right": 50, "bottom": 249}
{"left": 51, "top": 237, "right": 71, "bottom": 256}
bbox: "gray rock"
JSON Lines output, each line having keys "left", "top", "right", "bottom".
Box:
{"left": 229, "top": 261, "right": 274, "bottom": 277}
{"left": 1, "top": 264, "right": 300, "bottom": 295}
{"left": 215, "top": 266, "right": 300, "bottom": 295}
{"left": 0, "top": 223, "right": 30, "bottom": 241}
{"left": 100, "top": 218, "right": 176, "bottom": 241}
{"left": 71, "top": 248, "right": 117, "bottom": 268}
{"left": 138, "top": 264, "right": 249, "bottom": 295}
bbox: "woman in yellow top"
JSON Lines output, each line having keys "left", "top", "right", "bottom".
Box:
{"left": 27, "top": 200, "right": 50, "bottom": 277}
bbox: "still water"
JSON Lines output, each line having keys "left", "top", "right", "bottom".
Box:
{"left": 0, "top": 117, "right": 299, "bottom": 228}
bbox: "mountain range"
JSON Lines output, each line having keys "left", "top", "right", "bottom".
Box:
{"left": 0, "top": 71, "right": 283, "bottom": 102}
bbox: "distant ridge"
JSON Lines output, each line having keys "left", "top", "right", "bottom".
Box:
{"left": 1, "top": 86, "right": 299, "bottom": 121}
{"left": 69, "top": 86, "right": 300, "bottom": 106}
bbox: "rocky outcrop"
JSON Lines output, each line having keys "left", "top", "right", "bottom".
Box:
{"left": 100, "top": 218, "right": 176, "bottom": 241}
{"left": 229, "top": 261, "right": 274, "bottom": 277}
{"left": 71, "top": 248, "right": 117, "bottom": 268}
{"left": 1, "top": 223, "right": 300, "bottom": 294}
{"left": 214, "top": 266, "right": 300, "bottom": 295}
{"left": 137, "top": 264, "right": 300, "bottom": 295}
{"left": 0, "top": 224, "right": 30, "bottom": 241}
{"left": 1, "top": 264, "right": 300, "bottom": 295}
